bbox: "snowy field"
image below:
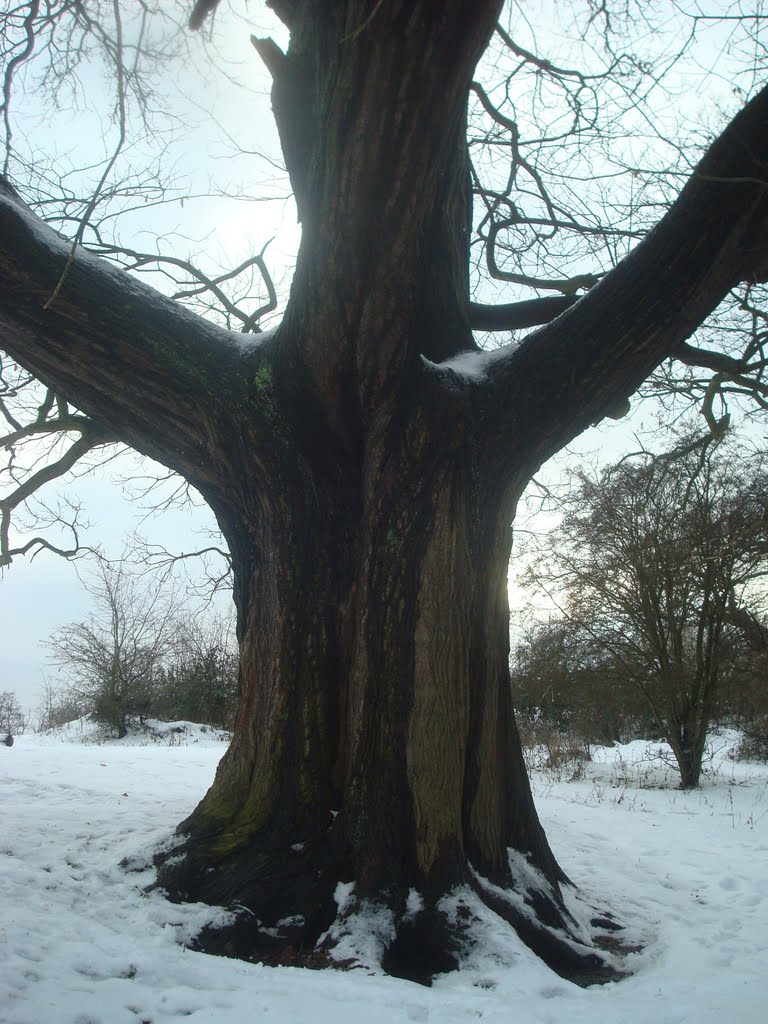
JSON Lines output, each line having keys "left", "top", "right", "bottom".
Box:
{"left": 2, "top": 720, "right": 767, "bottom": 1024}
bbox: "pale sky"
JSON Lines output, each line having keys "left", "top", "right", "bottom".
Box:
{"left": 0, "top": 456, "right": 235, "bottom": 714}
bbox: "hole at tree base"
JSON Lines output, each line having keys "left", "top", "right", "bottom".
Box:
{"left": 380, "top": 909, "right": 460, "bottom": 986}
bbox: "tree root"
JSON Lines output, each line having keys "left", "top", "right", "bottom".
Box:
{"left": 151, "top": 833, "right": 635, "bottom": 987}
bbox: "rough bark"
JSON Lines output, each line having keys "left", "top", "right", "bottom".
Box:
{"left": 2, "top": 0, "right": 768, "bottom": 987}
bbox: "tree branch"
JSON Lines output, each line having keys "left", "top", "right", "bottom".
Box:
{"left": 468, "top": 297, "right": 577, "bottom": 331}
{"left": 672, "top": 340, "right": 753, "bottom": 375}
{"left": 0, "top": 424, "right": 114, "bottom": 566}
{"left": 189, "top": 1, "right": 222, "bottom": 31}
{"left": 251, "top": 34, "right": 314, "bottom": 221}
{"left": 477, "top": 84, "right": 768, "bottom": 467}
{"left": 0, "top": 179, "right": 275, "bottom": 493}
{"left": 89, "top": 244, "right": 278, "bottom": 333}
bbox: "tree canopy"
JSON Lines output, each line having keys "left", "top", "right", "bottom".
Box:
{"left": 2, "top": 2, "right": 768, "bottom": 565}
{"left": 2, "top": 0, "right": 768, "bottom": 986}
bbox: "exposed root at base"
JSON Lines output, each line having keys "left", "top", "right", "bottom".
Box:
{"left": 152, "top": 837, "right": 637, "bottom": 987}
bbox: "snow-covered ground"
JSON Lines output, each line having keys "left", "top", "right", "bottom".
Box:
{"left": 2, "top": 721, "right": 766, "bottom": 1023}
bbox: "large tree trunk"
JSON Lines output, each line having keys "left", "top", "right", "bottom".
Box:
{"left": 152, "top": 3, "right": 619, "bottom": 981}
{"left": 155, "top": 369, "right": 612, "bottom": 982}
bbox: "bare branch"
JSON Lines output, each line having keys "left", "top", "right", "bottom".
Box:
{"left": 189, "top": 1, "right": 222, "bottom": 32}
{"left": 469, "top": 296, "right": 577, "bottom": 331}
{"left": 44, "top": 0, "right": 128, "bottom": 309}
{"left": 0, "top": 421, "right": 117, "bottom": 567}
{"left": 673, "top": 341, "right": 753, "bottom": 376}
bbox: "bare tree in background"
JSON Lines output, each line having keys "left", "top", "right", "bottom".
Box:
{"left": 523, "top": 441, "right": 768, "bottom": 788}
{"left": 0, "top": 689, "right": 27, "bottom": 735}
{"left": 510, "top": 617, "right": 656, "bottom": 748}
{"left": 153, "top": 615, "right": 238, "bottom": 729}
{"left": 47, "top": 561, "right": 184, "bottom": 738}
{"left": 35, "top": 679, "right": 86, "bottom": 733}
{"left": 1, "top": 0, "right": 768, "bottom": 983}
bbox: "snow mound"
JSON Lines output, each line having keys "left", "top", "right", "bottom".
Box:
{"left": 35, "top": 716, "right": 231, "bottom": 747}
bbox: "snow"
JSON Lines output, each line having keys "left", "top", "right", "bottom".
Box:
{"left": 428, "top": 350, "right": 493, "bottom": 381}
{"left": 228, "top": 324, "right": 278, "bottom": 353}
{"left": 31, "top": 717, "right": 232, "bottom": 748}
{"left": 321, "top": 895, "right": 397, "bottom": 972}
{"left": 2, "top": 724, "right": 767, "bottom": 1022}
{"left": 421, "top": 345, "right": 514, "bottom": 385}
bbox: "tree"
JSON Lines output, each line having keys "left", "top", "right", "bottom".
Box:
{"left": 153, "top": 618, "right": 238, "bottom": 729}
{"left": 48, "top": 562, "right": 183, "bottom": 738}
{"left": 2, "top": 0, "right": 768, "bottom": 984}
{"left": 510, "top": 618, "right": 656, "bottom": 746}
{"left": 523, "top": 442, "right": 768, "bottom": 788}
{"left": 35, "top": 680, "right": 86, "bottom": 733}
{"left": 0, "top": 689, "right": 27, "bottom": 735}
